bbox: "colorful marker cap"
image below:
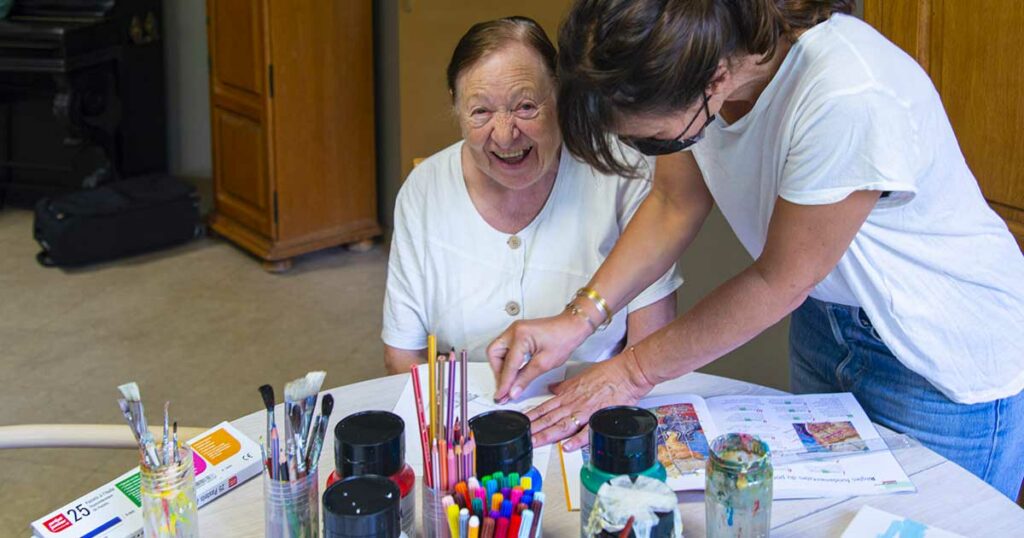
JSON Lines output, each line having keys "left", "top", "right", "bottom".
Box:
{"left": 589, "top": 406, "right": 658, "bottom": 474}
{"left": 469, "top": 410, "right": 533, "bottom": 477}
{"left": 322, "top": 475, "right": 401, "bottom": 538}
{"left": 334, "top": 410, "right": 405, "bottom": 478}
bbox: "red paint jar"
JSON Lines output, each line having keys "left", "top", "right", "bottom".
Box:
{"left": 327, "top": 411, "right": 415, "bottom": 536}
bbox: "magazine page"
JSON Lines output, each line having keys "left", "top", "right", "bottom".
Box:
{"left": 558, "top": 393, "right": 719, "bottom": 510}
{"left": 705, "top": 393, "right": 915, "bottom": 498}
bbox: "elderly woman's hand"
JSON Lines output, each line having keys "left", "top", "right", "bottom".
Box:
{"left": 487, "top": 309, "right": 594, "bottom": 402}
{"left": 526, "top": 350, "right": 655, "bottom": 450}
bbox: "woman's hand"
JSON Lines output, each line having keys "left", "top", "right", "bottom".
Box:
{"left": 526, "top": 350, "right": 655, "bottom": 450}
{"left": 487, "top": 309, "right": 594, "bottom": 402}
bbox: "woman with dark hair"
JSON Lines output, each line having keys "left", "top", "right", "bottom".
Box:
{"left": 487, "top": 1, "right": 1024, "bottom": 499}
{"left": 382, "top": 17, "right": 681, "bottom": 372}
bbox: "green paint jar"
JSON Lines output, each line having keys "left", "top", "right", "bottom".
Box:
{"left": 705, "top": 433, "right": 772, "bottom": 538}
{"left": 580, "top": 406, "right": 667, "bottom": 537}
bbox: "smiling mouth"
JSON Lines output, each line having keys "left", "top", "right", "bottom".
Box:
{"left": 491, "top": 146, "right": 532, "bottom": 165}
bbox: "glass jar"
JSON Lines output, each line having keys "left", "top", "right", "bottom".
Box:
{"left": 705, "top": 433, "right": 772, "bottom": 538}
{"left": 139, "top": 446, "right": 199, "bottom": 538}
{"left": 264, "top": 468, "right": 319, "bottom": 538}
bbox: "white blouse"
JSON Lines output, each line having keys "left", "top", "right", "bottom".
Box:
{"left": 382, "top": 141, "right": 683, "bottom": 362}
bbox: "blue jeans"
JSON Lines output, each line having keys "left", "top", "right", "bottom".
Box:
{"left": 789, "top": 296, "right": 1024, "bottom": 501}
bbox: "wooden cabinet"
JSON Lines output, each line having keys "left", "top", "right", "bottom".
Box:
{"left": 206, "top": 0, "right": 381, "bottom": 270}
{"left": 864, "top": 0, "right": 1024, "bottom": 249}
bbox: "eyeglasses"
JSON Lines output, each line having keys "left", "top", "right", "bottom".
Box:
{"left": 619, "top": 93, "right": 715, "bottom": 156}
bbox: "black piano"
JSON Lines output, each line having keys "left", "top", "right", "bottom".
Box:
{"left": 0, "top": 0, "right": 166, "bottom": 207}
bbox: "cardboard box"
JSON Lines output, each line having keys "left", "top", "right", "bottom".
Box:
{"left": 31, "top": 421, "right": 262, "bottom": 538}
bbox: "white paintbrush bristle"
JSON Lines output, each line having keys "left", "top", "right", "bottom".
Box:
{"left": 304, "top": 371, "right": 326, "bottom": 394}
{"left": 284, "top": 377, "right": 302, "bottom": 403}
{"left": 118, "top": 382, "right": 141, "bottom": 401}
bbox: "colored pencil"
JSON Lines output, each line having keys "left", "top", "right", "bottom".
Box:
{"left": 411, "top": 364, "right": 433, "bottom": 487}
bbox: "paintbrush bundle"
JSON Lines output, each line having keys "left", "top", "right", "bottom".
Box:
{"left": 258, "top": 371, "right": 333, "bottom": 482}
{"left": 115, "top": 382, "right": 180, "bottom": 468}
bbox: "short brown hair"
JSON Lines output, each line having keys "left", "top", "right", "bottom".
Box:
{"left": 558, "top": 0, "right": 855, "bottom": 176}
{"left": 447, "top": 16, "right": 558, "bottom": 100}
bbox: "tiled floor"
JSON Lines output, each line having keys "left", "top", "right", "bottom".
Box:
{"left": 0, "top": 208, "right": 390, "bottom": 534}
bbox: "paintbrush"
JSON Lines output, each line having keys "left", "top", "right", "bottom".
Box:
{"left": 300, "top": 371, "right": 326, "bottom": 451}
{"left": 305, "top": 393, "right": 333, "bottom": 471}
{"left": 162, "top": 401, "right": 171, "bottom": 465}
{"left": 258, "top": 384, "right": 276, "bottom": 458}
{"left": 117, "top": 382, "right": 159, "bottom": 466}
{"left": 172, "top": 421, "right": 179, "bottom": 464}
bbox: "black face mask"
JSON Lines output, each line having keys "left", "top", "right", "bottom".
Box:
{"left": 619, "top": 92, "right": 715, "bottom": 156}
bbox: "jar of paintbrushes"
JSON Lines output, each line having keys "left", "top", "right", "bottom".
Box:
{"left": 139, "top": 445, "right": 199, "bottom": 538}
{"left": 116, "top": 382, "right": 198, "bottom": 538}
{"left": 258, "top": 372, "right": 333, "bottom": 538}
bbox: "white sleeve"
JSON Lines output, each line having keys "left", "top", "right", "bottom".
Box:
{"left": 618, "top": 156, "right": 685, "bottom": 312}
{"left": 780, "top": 89, "right": 919, "bottom": 207}
{"left": 381, "top": 183, "right": 429, "bottom": 351}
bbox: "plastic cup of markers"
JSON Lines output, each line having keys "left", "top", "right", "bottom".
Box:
{"left": 263, "top": 468, "right": 320, "bottom": 538}
{"left": 139, "top": 445, "right": 199, "bottom": 538}
{"left": 420, "top": 479, "right": 452, "bottom": 538}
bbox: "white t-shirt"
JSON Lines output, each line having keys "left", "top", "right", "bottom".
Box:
{"left": 383, "top": 141, "right": 683, "bottom": 362}
{"left": 692, "top": 14, "right": 1024, "bottom": 404}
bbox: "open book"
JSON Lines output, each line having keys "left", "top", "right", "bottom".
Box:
{"left": 559, "top": 392, "right": 915, "bottom": 510}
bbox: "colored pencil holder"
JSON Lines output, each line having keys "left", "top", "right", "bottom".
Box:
{"left": 139, "top": 445, "right": 199, "bottom": 538}
{"left": 264, "top": 468, "right": 320, "bottom": 538}
{"left": 420, "top": 480, "right": 452, "bottom": 538}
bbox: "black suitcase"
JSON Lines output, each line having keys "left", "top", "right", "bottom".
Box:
{"left": 33, "top": 176, "right": 202, "bottom": 267}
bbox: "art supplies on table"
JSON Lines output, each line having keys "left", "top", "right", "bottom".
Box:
{"left": 559, "top": 392, "right": 915, "bottom": 509}
{"left": 322, "top": 475, "right": 407, "bottom": 538}
{"left": 423, "top": 474, "right": 546, "bottom": 538}
{"left": 258, "top": 372, "right": 331, "bottom": 538}
{"left": 705, "top": 433, "right": 772, "bottom": 538}
{"left": 396, "top": 337, "right": 550, "bottom": 537}
{"left": 840, "top": 505, "right": 965, "bottom": 538}
{"left": 327, "top": 411, "right": 416, "bottom": 536}
{"left": 583, "top": 475, "right": 680, "bottom": 538}
{"left": 392, "top": 360, "right": 557, "bottom": 487}
{"left": 579, "top": 407, "right": 667, "bottom": 531}
{"left": 30, "top": 421, "right": 261, "bottom": 538}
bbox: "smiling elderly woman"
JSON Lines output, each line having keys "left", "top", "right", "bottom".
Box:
{"left": 382, "top": 16, "right": 682, "bottom": 371}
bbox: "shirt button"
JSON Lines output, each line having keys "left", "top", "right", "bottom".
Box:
{"left": 507, "top": 235, "right": 522, "bottom": 249}
{"left": 505, "top": 301, "right": 521, "bottom": 316}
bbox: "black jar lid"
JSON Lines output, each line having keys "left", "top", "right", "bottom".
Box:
{"left": 322, "top": 475, "right": 401, "bottom": 538}
{"left": 589, "top": 406, "right": 658, "bottom": 474}
{"left": 469, "top": 410, "right": 533, "bottom": 477}
{"left": 334, "top": 411, "right": 405, "bottom": 478}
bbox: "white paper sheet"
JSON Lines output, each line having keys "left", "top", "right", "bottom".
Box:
{"left": 391, "top": 362, "right": 560, "bottom": 482}
{"left": 841, "top": 505, "right": 964, "bottom": 538}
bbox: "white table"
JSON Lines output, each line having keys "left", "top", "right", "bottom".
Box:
{"left": 199, "top": 370, "right": 1024, "bottom": 536}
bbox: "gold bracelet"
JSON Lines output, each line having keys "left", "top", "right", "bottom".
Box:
{"left": 565, "top": 303, "right": 597, "bottom": 333}
{"left": 575, "top": 287, "right": 612, "bottom": 330}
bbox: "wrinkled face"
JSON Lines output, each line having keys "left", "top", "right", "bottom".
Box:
{"left": 454, "top": 43, "right": 560, "bottom": 190}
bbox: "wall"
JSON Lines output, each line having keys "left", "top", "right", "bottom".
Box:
{"left": 162, "top": 0, "right": 212, "bottom": 182}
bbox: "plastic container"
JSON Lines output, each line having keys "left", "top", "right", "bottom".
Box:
{"left": 263, "top": 468, "right": 319, "bottom": 538}
{"left": 139, "top": 446, "right": 199, "bottom": 538}
{"left": 327, "top": 411, "right": 416, "bottom": 536}
{"left": 468, "top": 410, "right": 543, "bottom": 490}
{"left": 419, "top": 480, "right": 451, "bottom": 538}
{"left": 705, "top": 433, "right": 772, "bottom": 538}
{"left": 580, "top": 406, "right": 667, "bottom": 535}
{"left": 322, "top": 475, "right": 406, "bottom": 538}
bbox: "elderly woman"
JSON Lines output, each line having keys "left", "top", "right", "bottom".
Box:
{"left": 489, "top": 1, "right": 1024, "bottom": 499}
{"left": 382, "top": 16, "right": 681, "bottom": 373}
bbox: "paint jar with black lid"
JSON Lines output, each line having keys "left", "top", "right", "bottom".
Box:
{"left": 326, "top": 411, "right": 415, "bottom": 537}
{"left": 468, "top": 410, "right": 544, "bottom": 490}
{"left": 322, "top": 475, "right": 407, "bottom": 538}
{"left": 580, "top": 406, "right": 667, "bottom": 535}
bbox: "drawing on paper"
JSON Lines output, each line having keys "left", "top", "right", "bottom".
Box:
{"left": 793, "top": 421, "right": 864, "bottom": 453}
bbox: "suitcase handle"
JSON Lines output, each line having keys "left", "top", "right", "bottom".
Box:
{"left": 36, "top": 251, "right": 56, "bottom": 268}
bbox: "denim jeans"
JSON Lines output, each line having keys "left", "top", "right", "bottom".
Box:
{"left": 789, "top": 296, "right": 1024, "bottom": 501}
